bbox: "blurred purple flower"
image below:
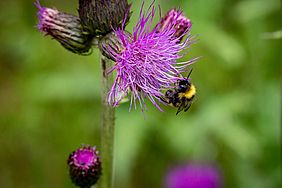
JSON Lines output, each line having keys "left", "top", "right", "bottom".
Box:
{"left": 104, "top": 4, "right": 195, "bottom": 111}
{"left": 67, "top": 145, "right": 101, "bottom": 187}
{"left": 165, "top": 163, "right": 223, "bottom": 188}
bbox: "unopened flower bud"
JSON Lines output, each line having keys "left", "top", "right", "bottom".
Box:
{"left": 78, "top": 0, "right": 131, "bottom": 37}
{"left": 98, "top": 32, "right": 126, "bottom": 61}
{"left": 36, "top": 2, "right": 92, "bottom": 55}
{"left": 67, "top": 145, "right": 102, "bottom": 187}
{"left": 155, "top": 9, "right": 192, "bottom": 42}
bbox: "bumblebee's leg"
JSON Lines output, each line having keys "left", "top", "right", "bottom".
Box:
{"left": 159, "top": 96, "right": 169, "bottom": 104}
{"left": 176, "top": 102, "right": 185, "bottom": 115}
{"left": 184, "top": 96, "right": 194, "bottom": 112}
{"left": 176, "top": 106, "right": 183, "bottom": 115}
{"left": 184, "top": 101, "right": 192, "bottom": 112}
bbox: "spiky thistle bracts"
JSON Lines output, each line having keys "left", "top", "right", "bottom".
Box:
{"left": 78, "top": 0, "right": 131, "bottom": 37}
{"left": 102, "top": 4, "right": 196, "bottom": 111}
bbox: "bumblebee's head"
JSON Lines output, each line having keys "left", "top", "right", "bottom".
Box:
{"left": 176, "top": 69, "right": 193, "bottom": 92}
{"left": 177, "top": 79, "right": 190, "bottom": 92}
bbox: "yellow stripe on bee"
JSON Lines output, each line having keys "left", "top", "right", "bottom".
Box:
{"left": 179, "top": 84, "right": 196, "bottom": 99}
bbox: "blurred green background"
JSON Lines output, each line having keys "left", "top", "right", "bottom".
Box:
{"left": 0, "top": 0, "right": 281, "bottom": 187}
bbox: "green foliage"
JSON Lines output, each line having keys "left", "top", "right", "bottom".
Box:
{"left": 0, "top": 0, "right": 280, "bottom": 187}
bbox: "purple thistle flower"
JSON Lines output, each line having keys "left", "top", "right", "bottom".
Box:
{"left": 103, "top": 3, "right": 195, "bottom": 111}
{"left": 67, "top": 145, "right": 102, "bottom": 187}
{"left": 165, "top": 163, "right": 223, "bottom": 188}
{"left": 35, "top": 1, "right": 92, "bottom": 55}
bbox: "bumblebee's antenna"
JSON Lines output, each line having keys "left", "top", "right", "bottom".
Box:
{"left": 186, "top": 68, "right": 193, "bottom": 79}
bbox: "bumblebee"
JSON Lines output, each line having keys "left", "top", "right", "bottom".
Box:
{"left": 161, "top": 69, "right": 196, "bottom": 115}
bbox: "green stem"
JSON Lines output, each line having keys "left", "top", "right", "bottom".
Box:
{"left": 99, "top": 55, "right": 115, "bottom": 188}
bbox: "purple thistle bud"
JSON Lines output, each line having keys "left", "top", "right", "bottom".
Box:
{"left": 165, "top": 163, "right": 223, "bottom": 188}
{"left": 35, "top": 1, "right": 92, "bottom": 55}
{"left": 155, "top": 9, "right": 192, "bottom": 42}
{"left": 101, "top": 3, "right": 195, "bottom": 111}
{"left": 67, "top": 145, "right": 102, "bottom": 188}
{"left": 78, "top": 0, "right": 131, "bottom": 37}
